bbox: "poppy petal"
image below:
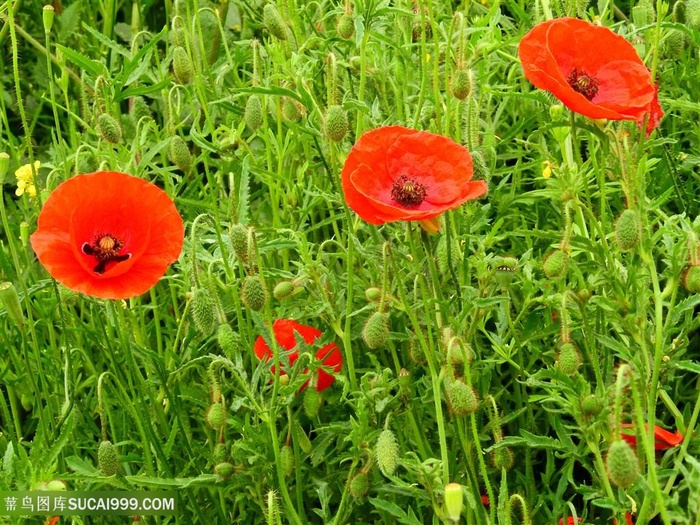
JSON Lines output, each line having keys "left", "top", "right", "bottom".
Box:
{"left": 314, "top": 343, "right": 343, "bottom": 391}
{"left": 30, "top": 172, "right": 183, "bottom": 300}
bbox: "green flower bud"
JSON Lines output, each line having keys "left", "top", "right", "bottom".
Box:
{"left": 280, "top": 445, "right": 294, "bottom": 477}
{"left": 444, "top": 483, "right": 463, "bottom": 522}
{"left": 606, "top": 440, "right": 639, "bottom": 488}
{"left": 376, "top": 429, "right": 399, "bottom": 477}
{"left": 450, "top": 69, "right": 472, "bottom": 100}
{"left": 303, "top": 387, "right": 321, "bottom": 418}
{"left": 216, "top": 323, "right": 240, "bottom": 356}
{"left": 263, "top": 3, "right": 288, "bottom": 40}
{"left": 96, "top": 113, "right": 122, "bottom": 144}
{"left": 557, "top": 342, "right": 582, "bottom": 376}
{"left": 241, "top": 275, "right": 268, "bottom": 312}
{"left": 0, "top": 282, "right": 24, "bottom": 328}
{"left": 542, "top": 249, "right": 569, "bottom": 279}
{"left": 683, "top": 265, "right": 700, "bottom": 294}
{"left": 244, "top": 95, "right": 264, "bottom": 131}
{"left": 273, "top": 281, "right": 295, "bottom": 300}
{"left": 214, "top": 461, "right": 235, "bottom": 479}
{"left": 172, "top": 46, "right": 193, "bottom": 84}
{"left": 229, "top": 224, "right": 249, "bottom": 263}
{"left": 324, "top": 105, "right": 349, "bottom": 142}
{"left": 213, "top": 442, "right": 229, "bottom": 463}
{"left": 445, "top": 379, "right": 478, "bottom": 417}
{"left": 581, "top": 394, "right": 601, "bottom": 416}
{"left": 615, "top": 209, "right": 642, "bottom": 251}
{"left": 97, "top": 440, "right": 120, "bottom": 477}
{"left": 491, "top": 446, "right": 514, "bottom": 471}
{"left": 169, "top": 135, "right": 192, "bottom": 172}
{"left": 43, "top": 5, "right": 55, "bottom": 34}
{"left": 336, "top": 13, "right": 355, "bottom": 39}
{"left": 348, "top": 472, "right": 370, "bottom": 498}
{"left": 206, "top": 402, "right": 225, "bottom": 429}
{"left": 362, "top": 312, "right": 390, "bottom": 349}
{"left": 191, "top": 287, "right": 217, "bottom": 336}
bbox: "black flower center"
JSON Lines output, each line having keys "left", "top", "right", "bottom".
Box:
{"left": 82, "top": 234, "right": 131, "bottom": 274}
{"left": 567, "top": 68, "right": 599, "bottom": 101}
{"left": 391, "top": 175, "right": 427, "bottom": 208}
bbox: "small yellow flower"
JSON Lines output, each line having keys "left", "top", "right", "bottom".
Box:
{"left": 14, "top": 161, "right": 39, "bottom": 198}
{"left": 542, "top": 160, "right": 554, "bottom": 179}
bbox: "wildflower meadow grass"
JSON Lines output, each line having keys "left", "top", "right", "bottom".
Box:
{"left": 1, "top": 0, "right": 700, "bottom": 524}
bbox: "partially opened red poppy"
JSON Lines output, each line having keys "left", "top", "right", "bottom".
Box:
{"left": 518, "top": 18, "right": 663, "bottom": 135}
{"left": 254, "top": 319, "right": 342, "bottom": 391}
{"left": 31, "top": 171, "right": 184, "bottom": 300}
{"left": 620, "top": 423, "right": 683, "bottom": 451}
{"left": 341, "top": 126, "right": 487, "bottom": 225}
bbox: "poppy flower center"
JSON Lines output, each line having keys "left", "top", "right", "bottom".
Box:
{"left": 391, "top": 175, "right": 427, "bottom": 208}
{"left": 82, "top": 234, "right": 132, "bottom": 274}
{"left": 567, "top": 68, "right": 599, "bottom": 101}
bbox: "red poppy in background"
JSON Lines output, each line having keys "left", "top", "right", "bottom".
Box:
{"left": 558, "top": 518, "right": 582, "bottom": 525}
{"left": 518, "top": 18, "right": 663, "bottom": 135}
{"left": 613, "top": 512, "right": 634, "bottom": 525}
{"left": 31, "top": 171, "right": 184, "bottom": 300}
{"left": 341, "top": 126, "right": 487, "bottom": 225}
{"left": 620, "top": 423, "right": 683, "bottom": 451}
{"left": 254, "top": 319, "right": 342, "bottom": 391}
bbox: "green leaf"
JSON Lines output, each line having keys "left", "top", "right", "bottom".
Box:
{"left": 81, "top": 22, "right": 130, "bottom": 58}
{"left": 125, "top": 475, "right": 218, "bottom": 488}
{"left": 56, "top": 45, "right": 108, "bottom": 78}
{"left": 673, "top": 360, "right": 700, "bottom": 374}
{"left": 368, "top": 498, "right": 423, "bottom": 525}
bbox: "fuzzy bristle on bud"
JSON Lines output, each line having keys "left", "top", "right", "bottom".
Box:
{"left": 96, "top": 113, "right": 122, "bottom": 144}
{"left": 229, "top": 224, "right": 249, "bottom": 263}
{"left": 213, "top": 442, "right": 229, "bottom": 463}
{"left": 348, "top": 472, "right": 370, "bottom": 498}
{"left": 280, "top": 445, "right": 295, "bottom": 477}
{"left": 491, "top": 446, "right": 514, "bottom": 471}
{"left": 362, "top": 312, "right": 390, "bottom": 349}
{"left": 192, "top": 287, "right": 217, "bottom": 336}
{"left": 445, "top": 379, "right": 478, "bottom": 417}
{"left": 336, "top": 13, "right": 355, "bottom": 39}
{"left": 542, "top": 249, "right": 569, "bottom": 279}
{"left": 450, "top": 68, "right": 472, "bottom": 100}
{"left": 615, "top": 209, "right": 642, "bottom": 251}
{"left": 131, "top": 96, "right": 152, "bottom": 122}
{"left": 241, "top": 275, "right": 268, "bottom": 311}
{"left": 303, "top": 387, "right": 322, "bottom": 418}
{"left": 244, "top": 95, "right": 264, "bottom": 131}
{"left": 557, "top": 342, "right": 582, "bottom": 376}
{"left": 436, "top": 236, "right": 463, "bottom": 276}
{"left": 282, "top": 98, "right": 303, "bottom": 122}
{"left": 606, "top": 440, "right": 639, "bottom": 488}
{"left": 206, "top": 402, "right": 225, "bottom": 429}
{"left": 172, "top": 46, "right": 193, "bottom": 84}
{"left": 169, "top": 135, "right": 192, "bottom": 172}
{"left": 324, "top": 105, "right": 349, "bottom": 142}
{"left": 376, "top": 429, "right": 399, "bottom": 477}
{"left": 581, "top": 394, "right": 601, "bottom": 416}
{"left": 263, "top": 3, "right": 288, "bottom": 40}
{"left": 683, "top": 265, "right": 700, "bottom": 294}
{"left": 444, "top": 483, "right": 464, "bottom": 523}
{"left": 214, "top": 461, "right": 235, "bottom": 479}
{"left": 273, "top": 281, "right": 295, "bottom": 300}
{"left": 97, "top": 440, "right": 120, "bottom": 477}
{"left": 216, "top": 323, "right": 240, "bottom": 356}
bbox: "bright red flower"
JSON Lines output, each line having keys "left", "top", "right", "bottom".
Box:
{"left": 518, "top": 18, "right": 663, "bottom": 135}
{"left": 613, "top": 512, "right": 634, "bottom": 525}
{"left": 30, "top": 171, "right": 184, "bottom": 300}
{"left": 620, "top": 423, "right": 683, "bottom": 451}
{"left": 558, "top": 518, "right": 582, "bottom": 525}
{"left": 254, "top": 319, "right": 342, "bottom": 391}
{"left": 341, "top": 126, "right": 487, "bottom": 225}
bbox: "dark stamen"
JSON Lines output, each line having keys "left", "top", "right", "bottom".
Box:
{"left": 391, "top": 175, "right": 428, "bottom": 208}
{"left": 567, "top": 68, "right": 599, "bottom": 101}
{"left": 82, "top": 234, "right": 131, "bottom": 274}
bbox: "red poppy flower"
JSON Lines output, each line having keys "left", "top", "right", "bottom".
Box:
{"left": 620, "top": 423, "right": 683, "bottom": 451}
{"left": 518, "top": 18, "right": 663, "bottom": 135}
{"left": 613, "top": 512, "right": 634, "bottom": 525}
{"left": 558, "top": 518, "right": 582, "bottom": 525}
{"left": 341, "top": 126, "right": 487, "bottom": 225}
{"left": 30, "top": 171, "right": 184, "bottom": 300}
{"left": 254, "top": 319, "right": 342, "bottom": 391}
